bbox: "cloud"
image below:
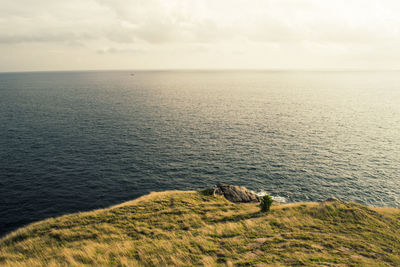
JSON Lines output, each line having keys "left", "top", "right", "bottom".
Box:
{"left": 96, "top": 47, "right": 145, "bottom": 54}
{"left": 0, "top": 33, "right": 94, "bottom": 44}
{"left": 1, "top": 0, "right": 400, "bottom": 70}
{"left": 1, "top": 0, "right": 399, "bottom": 45}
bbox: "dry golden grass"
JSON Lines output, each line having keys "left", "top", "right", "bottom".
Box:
{"left": 1, "top": 191, "right": 400, "bottom": 266}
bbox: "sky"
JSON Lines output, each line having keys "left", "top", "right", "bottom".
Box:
{"left": 1, "top": 0, "right": 400, "bottom": 72}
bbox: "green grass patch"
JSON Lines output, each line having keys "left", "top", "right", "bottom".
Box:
{"left": 1, "top": 191, "right": 400, "bottom": 266}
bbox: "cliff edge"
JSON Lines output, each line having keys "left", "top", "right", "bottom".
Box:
{"left": 1, "top": 189, "right": 400, "bottom": 266}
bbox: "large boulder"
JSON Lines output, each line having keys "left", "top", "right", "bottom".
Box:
{"left": 213, "top": 183, "right": 260, "bottom": 203}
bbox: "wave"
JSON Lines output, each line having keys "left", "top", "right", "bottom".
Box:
{"left": 252, "top": 190, "right": 287, "bottom": 203}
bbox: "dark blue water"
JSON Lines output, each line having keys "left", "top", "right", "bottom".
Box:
{"left": 1, "top": 71, "right": 399, "bottom": 236}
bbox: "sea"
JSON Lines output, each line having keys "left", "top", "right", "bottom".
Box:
{"left": 0, "top": 70, "right": 399, "bottom": 236}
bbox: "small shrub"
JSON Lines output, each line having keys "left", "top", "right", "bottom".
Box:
{"left": 260, "top": 195, "right": 273, "bottom": 212}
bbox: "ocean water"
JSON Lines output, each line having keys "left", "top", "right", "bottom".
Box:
{"left": 0, "top": 70, "right": 399, "bottom": 236}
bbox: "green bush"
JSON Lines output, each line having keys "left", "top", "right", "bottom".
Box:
{"left": 260, "top": 195, "right": 273, "bottom": 212}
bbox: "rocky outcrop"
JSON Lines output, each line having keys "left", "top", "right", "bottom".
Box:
{"left": 213, "top": 183, "right": 260, "bottom": 203}
{"left": 322, "top": 197, "right": 341, "bottom": 203}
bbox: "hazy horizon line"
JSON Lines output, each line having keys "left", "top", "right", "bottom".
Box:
{"left": 2, "top": 68, "right": 400, "bottom": 74}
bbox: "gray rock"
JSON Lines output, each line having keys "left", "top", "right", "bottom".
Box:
{"left": 322, "top": 197, "right": 341, "bottom": 203}
{"left": 213, "top": 183, "right": 260, "bottom": 203}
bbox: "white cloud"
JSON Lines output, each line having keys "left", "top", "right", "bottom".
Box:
{"left": 0, "top": 0, "right": 400, "bottom": 71}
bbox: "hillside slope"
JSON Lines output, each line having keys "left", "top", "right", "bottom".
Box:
{"left": 1, "top": 191, "right": 400, "bottom": 266}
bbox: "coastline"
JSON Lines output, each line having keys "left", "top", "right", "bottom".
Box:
{"left": 1, "top": 189, "right": 400, "bottom": 266}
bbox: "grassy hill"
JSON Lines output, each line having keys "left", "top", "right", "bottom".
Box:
{"left": 1, "top": 190, "right": 400, "bottom": 266}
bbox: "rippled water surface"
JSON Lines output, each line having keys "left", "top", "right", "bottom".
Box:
{"left": 1, "top": 71, "right": 399, "bottom": 235}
